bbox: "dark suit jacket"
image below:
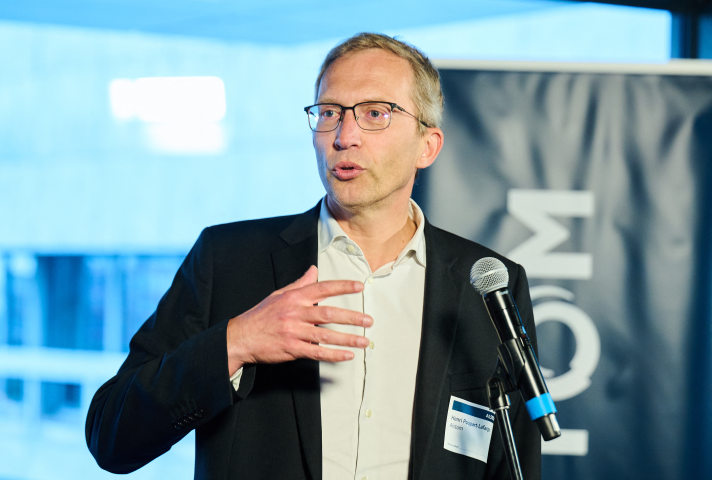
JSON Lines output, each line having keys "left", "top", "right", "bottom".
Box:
{"left": 86, "top": 203, "right": 541, "bottom": 479}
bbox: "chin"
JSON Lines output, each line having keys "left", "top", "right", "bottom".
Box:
{"left": 327, "top": 186, "right": 364, "bottom": 207}
{"left": 328, "top": 188, "right": 384, "bottom": 210}
{"left": 329, "top": 193, "right": 365, "bottom": 208}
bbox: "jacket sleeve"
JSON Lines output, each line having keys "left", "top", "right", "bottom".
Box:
{"left": 85, "top": 228, "right": 237, "bottom": 474}
{"left": 486, "top": 262, "right": 542, "bottom": 480}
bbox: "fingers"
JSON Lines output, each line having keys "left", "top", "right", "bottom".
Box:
{"left": 299, "top": 343, "right": 356, "bottom": 362}
{"left": 303, "top": 326, "right": 370, "bottom": 349}
{"left": 275, "top": 267, "right": 364, "bottom": 305}
{"left": 309, "top": 306, "right": 373, "bottom": 327}
{"left": 298, "top": 279, "right": 364, "bottom": 304}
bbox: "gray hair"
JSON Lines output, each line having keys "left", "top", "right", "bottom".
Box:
{"left": 315, "top": 33, "right": 444, "bottom": 134}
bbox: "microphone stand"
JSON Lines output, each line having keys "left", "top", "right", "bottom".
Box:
{"left": 486, "top": 339, "right": 530, "bottom": 480}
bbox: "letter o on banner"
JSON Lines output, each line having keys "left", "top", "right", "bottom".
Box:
{"left": 533, "top": 300, "right": 601, "bottom": 401}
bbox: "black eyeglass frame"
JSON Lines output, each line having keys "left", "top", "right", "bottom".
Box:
{"left": 303, "top": 101, "right": 433, "bottom": 132}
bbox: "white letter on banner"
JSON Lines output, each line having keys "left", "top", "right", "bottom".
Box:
{"left": 529, "top": 288, "right": 601, "bottom": 401}
{"left": 541, "top": 429, "right": 589, "bottom": 456}
{"left": 506, "top": 190, "right": 594, "bottom": 279}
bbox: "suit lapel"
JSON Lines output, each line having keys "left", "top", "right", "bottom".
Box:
{"left": 271, "top": 202, "right": 322, "bottom": 480}
{"left": 410, "top": 221, "right": 467, "bottom": 480}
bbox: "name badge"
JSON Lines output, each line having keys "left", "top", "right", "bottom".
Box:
{"left": 443, "top": 395, "right": 495, "bottom": 463}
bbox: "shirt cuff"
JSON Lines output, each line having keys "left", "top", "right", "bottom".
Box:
{"left": 229, "top": 367, "right": 244, "bottom": 391}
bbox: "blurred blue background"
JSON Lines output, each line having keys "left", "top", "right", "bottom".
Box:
{"left": 0, "top": 1, "right": 683, "bottom": 478}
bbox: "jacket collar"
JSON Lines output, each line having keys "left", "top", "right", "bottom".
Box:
{"left": 278, "top": 200, "right": 321, "bottom": 246}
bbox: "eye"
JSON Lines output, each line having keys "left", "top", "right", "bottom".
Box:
{"left": 362, "top": 104, "right": 391, "bottom": 119}
{"left": 320, "top": 107, "right": 339, "bottom": 118}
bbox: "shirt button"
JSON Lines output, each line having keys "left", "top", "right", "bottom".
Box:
{"left": 347, "top": 245, "right": 356, "bottom": 253}
{"left": 365, "top": 409, "right": 373, "bottom": 418}
{"left": 361, "top": 477, "right": 369, "bottom": 480}
{"left": 369, "top": 341, "right": 374, "bottom": 349}
{"left": 367, "top": 277, "right": 374, "bottom": 284}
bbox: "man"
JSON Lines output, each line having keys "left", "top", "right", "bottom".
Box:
{"left": 86, "top": 33, "right": 540, "bottom": 479}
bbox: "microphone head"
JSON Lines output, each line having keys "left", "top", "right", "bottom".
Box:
{"left": 470, "top": 257, "right": 509, "bottom": 295}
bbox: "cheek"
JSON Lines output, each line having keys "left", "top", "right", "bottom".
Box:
{"left": 313, "top": 134, "right": 334, "bottom": 158}
{"left": 312, "top": 139, "right": 327, "bottom": 166}
{"left": 312, "top": 134, "right": 323, "bottom": 154}
{"left": 390, "top": 136, "right": 422, "bottom": 169}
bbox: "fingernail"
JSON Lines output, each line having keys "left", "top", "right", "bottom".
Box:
{"left": 359, "top": 337, "right": 370, "bottom": 348}
{"left": 345, "top": 351, "right": 355, "bottom": 360}
{"left": 363, "top": 315, "right": 373, "bottom": 326}
{"left": 354, "top": 282, "right": 364, "bottom": 291}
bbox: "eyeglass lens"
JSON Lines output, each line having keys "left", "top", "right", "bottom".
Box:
{"left": 307, "top": 103, "right": 393, "bottom": 132}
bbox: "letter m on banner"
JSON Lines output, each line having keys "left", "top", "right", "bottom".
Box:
{"left": 507, "top": 190, "right": 594, "bottom": 279}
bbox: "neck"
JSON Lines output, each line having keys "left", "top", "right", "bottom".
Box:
{"left": 326, "top": 194, "right": 417, "bottom": 272}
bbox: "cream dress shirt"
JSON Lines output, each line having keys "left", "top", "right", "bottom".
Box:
{"left": 230, "top": 198, "right": 426, "bottom": 480}
{"left": 317, "top": 198, "right": 426, "bottom": 480}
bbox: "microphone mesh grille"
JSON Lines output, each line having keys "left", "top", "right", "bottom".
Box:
{"left": 470, "top": 257, "right": 509, "bottom": 295}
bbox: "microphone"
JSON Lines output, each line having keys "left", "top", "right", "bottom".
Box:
{"left": 470, "top": 257, "right": 561, "bottom": 441}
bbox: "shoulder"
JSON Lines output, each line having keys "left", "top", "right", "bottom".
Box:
{"left": 204, "top": 214, "right": 301, "bottom": 244}
{"left": 180, "top": 209, "right": 315, "bottom": 267}
{"left": 426, "top": 223, "right": 520, "bottom": 271}
{"left": 425, "top": 222, "right": 526, "bottom": 290}
{"left": 200, "top": 201, "right": 321, "bottom": 250}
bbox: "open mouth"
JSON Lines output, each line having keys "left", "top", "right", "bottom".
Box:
{"left": 332, "top": 161, "right": 364, "bottom": 180}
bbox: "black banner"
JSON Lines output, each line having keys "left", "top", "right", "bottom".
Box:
{"left": 414, "top": 62, "right": 712, "bottom": 479}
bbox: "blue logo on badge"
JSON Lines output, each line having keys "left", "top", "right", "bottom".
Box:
{"left": 452, "top": 400, "right": 495, "bottom": 423}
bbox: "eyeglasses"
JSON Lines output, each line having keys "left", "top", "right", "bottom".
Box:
{"left": 304, "top": 101, "right": 432, "bottom": 132}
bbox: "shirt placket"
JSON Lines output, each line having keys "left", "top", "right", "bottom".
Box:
{"left": 355, "top": 266, "right": 393, "bottom": 480}
{"left": 337, "top": 239, "right": 372, "bottom": 480}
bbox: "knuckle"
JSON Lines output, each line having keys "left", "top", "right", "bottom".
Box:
{"left": 310, "top": 328, "right": 324, "bottom": 344}
{"left": 281, "top": 307, "right": 298, "bottom": 322}
{"left": 278, "top": 319, "right": 295, "bottom": 336}
{"left": 281, "top": 290, "right": 298, "bottom": 303}
{"left": 283, "top": 339, "right": 300, "bottom": 356}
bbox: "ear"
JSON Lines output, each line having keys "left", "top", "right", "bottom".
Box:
{"left": 416, "top": 127, "right": 444, "bottom": 169}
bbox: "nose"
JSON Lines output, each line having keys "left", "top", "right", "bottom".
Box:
{"left": 334, "top": 107, "right": 361, "bottom": 150}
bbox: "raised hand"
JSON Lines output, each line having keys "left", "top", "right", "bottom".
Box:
{"left": 226, "top": 265, "right": 372, "bottom": 374}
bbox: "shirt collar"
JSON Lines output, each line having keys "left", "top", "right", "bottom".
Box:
{"left": 317, "top": 196, "right": 427, "bottom": 267}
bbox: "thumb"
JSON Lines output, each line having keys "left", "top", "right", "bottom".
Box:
{"left": 279, "top": 265, "right": 318, "bottom": 293}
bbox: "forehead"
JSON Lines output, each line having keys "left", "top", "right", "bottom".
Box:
{"left": 317, "top": 49, "right": 415, "bottom": 106}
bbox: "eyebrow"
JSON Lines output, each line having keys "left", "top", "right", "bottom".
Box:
{"left": 315, "top": 98, "right": 393, "bottom": 105}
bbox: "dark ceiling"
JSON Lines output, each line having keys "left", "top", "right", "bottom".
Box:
{"left": 588, "top": 0, "right": 711, "bottom": 13}
{"left": 1, "top": 0, "right": 708, "bottom": 45}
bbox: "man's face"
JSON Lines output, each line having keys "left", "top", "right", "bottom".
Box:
{"left": 313, "top": 49, "right": 432, "bottom": 211}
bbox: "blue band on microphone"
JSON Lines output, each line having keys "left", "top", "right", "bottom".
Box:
{"left": 525, "top": 393, "right": 557, "bottom": 420}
